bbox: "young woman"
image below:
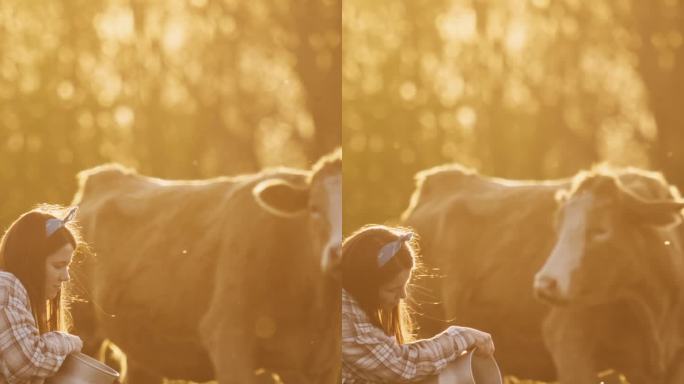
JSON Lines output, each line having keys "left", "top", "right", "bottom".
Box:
{"left": 341, "top": 224, "right": 495, "bottom": 383}
{"left": 0, "top": 206, "right": 83, "bottom": 383}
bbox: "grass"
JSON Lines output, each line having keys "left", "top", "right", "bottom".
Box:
{"left": 160, "top": 372, "right": 629, "bottom": 384}
{"left": 503, "top": 369, "right": 631, "bottom": 384}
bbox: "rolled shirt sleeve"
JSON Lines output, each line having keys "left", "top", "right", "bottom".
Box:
{"left": 0, "top": 273, "right": 80, "bottom": 383}
{"left": 341, "top": 290, "right": 468, "bottom": 383}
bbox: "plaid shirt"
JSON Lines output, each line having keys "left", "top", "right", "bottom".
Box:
{"left": 0, "top": 272, "right": 81, "bottom": 384}
{"left": 341, "top": 289, "right": 470, "bottom": 383}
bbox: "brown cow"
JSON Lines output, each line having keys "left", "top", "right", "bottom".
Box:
{"left": 69, "top": 149, "right": 341, "bottom": 384}
{"left": 401, "top": 163, "right": 569, "bottom": 381}
{"left": 403, "top": 163, "right": 684, "bottom": 383}
{"left": 534, "top": 167, "right": 684, "bottom": 384}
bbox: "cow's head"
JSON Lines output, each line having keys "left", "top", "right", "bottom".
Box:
{"left": 534, "top": 171, "right": 684, "bottom": 306}
{"left": 252, "top": 149, "right": 342, "bottom": 275}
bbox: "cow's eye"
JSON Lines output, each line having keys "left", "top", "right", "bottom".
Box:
{"left": 587, "top": 226, "right": 611, "bottom": 242}
{"left": 309, "top": 203, "right": 322, "bottom": 218}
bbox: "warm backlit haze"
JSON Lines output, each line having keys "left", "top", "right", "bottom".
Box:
{"left": 343, "top": 1, "right": 683, "bottom": 383}
{"left": 343, "top": 0, "right": 684, "bottom": 234}
{"left": 1, "top": 0, "right": 340, "bottom": 226}
{"left": 1, "top": 1, "right": 340, "bottom": 383}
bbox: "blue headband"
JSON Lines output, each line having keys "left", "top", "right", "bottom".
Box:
{"left": 45, "top": 206, "right": 78, "bottom": 237}
{"left": 377, "top": 232, "right": 413, "bottom": 267}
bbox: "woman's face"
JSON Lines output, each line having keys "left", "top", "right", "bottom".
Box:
{"left": 44, "top": 243, "right": 74, "bottom": 300}
{"left": 378, "top": 268, "right": 411, "bottom": 309}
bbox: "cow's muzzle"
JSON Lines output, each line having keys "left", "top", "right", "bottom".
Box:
{"left": 533, "top": 274, "right": 569, "bottom": 306}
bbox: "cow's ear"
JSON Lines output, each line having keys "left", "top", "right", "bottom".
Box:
{"left": 253, "top": 178, "right": 310, "bottom": 218}
{"left": 620, "top": 188, "right": 684, "bottom": 226}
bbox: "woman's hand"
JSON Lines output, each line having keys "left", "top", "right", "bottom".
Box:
{"left": 70, "top": 334, "right": 83, "bottom": 352}
{"left": 446, "top": 326, "right": 495, "bottom": 356}
{"left": 462, "top": 327, "right": 495, "bottom": 356}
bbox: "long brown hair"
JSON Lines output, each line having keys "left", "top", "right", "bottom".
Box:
{"left": 341, "top": 224, "right": 418, "bottom": 343}
{"left": 0, "top": 205, "right": 80, "bottom": 333}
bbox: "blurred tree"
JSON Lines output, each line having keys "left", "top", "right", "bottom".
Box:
{"left": 343, "top": 0, "right": 680, "bottom": 234}
{"left": 289, "top": 0, "right": 342, "bottom": 161}
{"left": 630, "top": 0, "right": 684, "bottom": 191}
{"left": 0, "top": 0, "right": 340, "bottom": 227}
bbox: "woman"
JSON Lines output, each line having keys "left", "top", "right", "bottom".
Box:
{"left": 341, "top": 224, "right": 495, "bottom": 383}
{"left": 0, "top": 206, "right": 83, "bottom": 383}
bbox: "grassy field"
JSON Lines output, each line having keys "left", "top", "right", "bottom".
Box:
{"left": 160, "top": 370, "right": 630, "bottom": 384}
{"left": 503, "top": 369, "right": 630, "bottom": 384}
{"left": 159, "top": 369, "right": 631, "bottom": 384}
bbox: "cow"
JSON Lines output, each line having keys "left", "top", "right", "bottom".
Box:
{"left": 400, "top": 163, "right": 569, "bottom": 381}
{"left": 68, "top": 149, "right": 341, "bottom": 384}
{"left": 402, "top": 163, "right": 684, "bottom": 383}
{"left": 534, "top": 167, "right": 684, "bottom": 384}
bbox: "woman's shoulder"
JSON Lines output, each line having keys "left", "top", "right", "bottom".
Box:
{"left": 342, "top": 289, "right": 369, "bottom": 322}
{"left": 0, "top": 270, "right": 21, "bottom": 286}
{"left": 341, "top": 289, "right": 356, "bottom": 312}
{"left": 0, "top": 271, "right": 29, "bottom": 305}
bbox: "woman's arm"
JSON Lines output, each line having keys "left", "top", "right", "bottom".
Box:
{"left": 0, "top": 287, "right": 81, "bottom": 382}
{"left": 342, "top": 313, "right": 470, "bottom": 382}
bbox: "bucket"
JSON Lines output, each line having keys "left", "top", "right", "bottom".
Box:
{"left": 46, "top": 352, "right": 120, "bottom": 384}
{"left": 423, "top": 348, "right": 503, "bottom": 384}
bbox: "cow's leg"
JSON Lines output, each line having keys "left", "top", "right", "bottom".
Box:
{"left": 542, "top": 311, "right": 597, "bottom": 384}
{"left": 254, "top": 370, "right": 280, "bottom": 384}
{"left": 199, "top": 309, "right": 258, "bottom": 384}
{"left": 609, "top": 349, "right": 654, "bottom": 384}
{"left": 591, "top": 304, "right": 660, "bottom": 384}
{"left": 79, "top": 334, "right": 128, "bottom": 379}
{"left": 277, "top": 370, "right": 308, "bottom": 384}
{"left": 619, "top": 369, "right": 651, "bottom": 384}
{"left": 666, "top": 352, "right": 684, "bottom": 384}
{"left": 547, "top": 336, "right": 596, "bottom": 384}
{"left": 199, "top": 272, "right": 259, "bottom": 383}
{"left": 209, "top": 329, "right": 258, "bottom": 384}
{"left": 71, "top": 305, "right": 128, "bottom": 381}
{"left": 97, "top": 340, "right": 127, "bottom": 380}
{"left": 125, "top": 360, "right": 163, "bottom": 384}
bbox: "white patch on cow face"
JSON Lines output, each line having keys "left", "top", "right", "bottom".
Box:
{"left": 535, "top": 193, "right": 593, "bottom": 302}
{"left": 317, "top": 174, "right": 341, "bottom": 274}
